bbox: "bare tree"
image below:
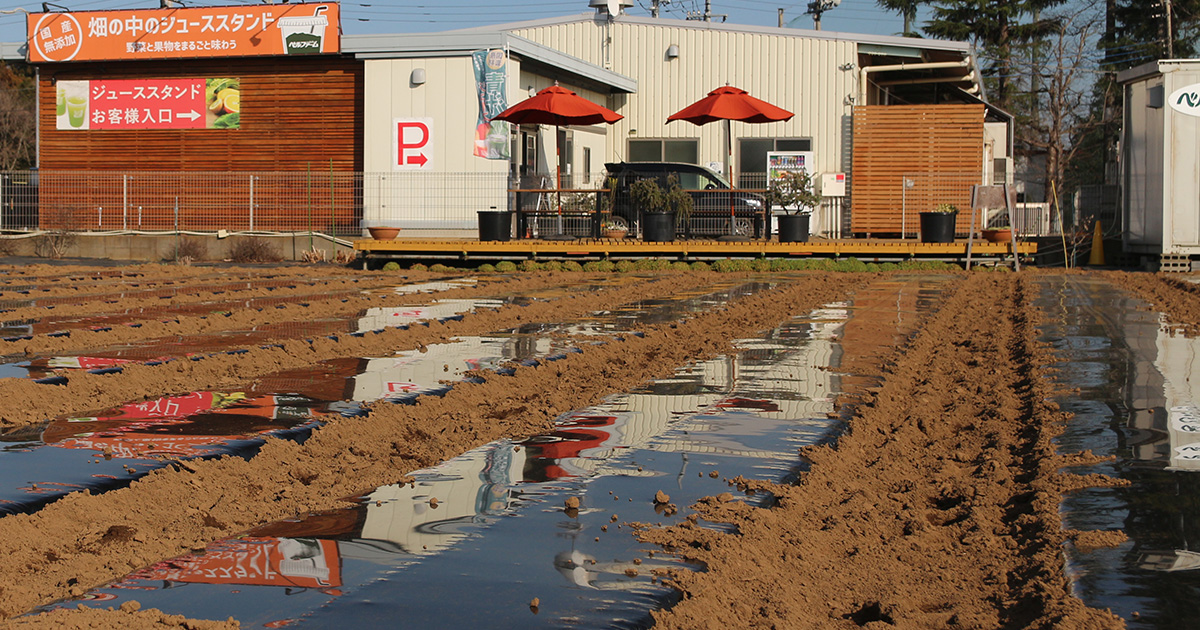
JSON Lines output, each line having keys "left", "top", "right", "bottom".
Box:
{"left": 1012, "top": 5, "right": 1111, "bottom": 203}
{"left": 0, "top": 62, "right": 35, "bottom": 170}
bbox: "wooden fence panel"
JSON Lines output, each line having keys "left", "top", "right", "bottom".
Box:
{"left": 850, "top": 105, "right": 984, "bottom": 236}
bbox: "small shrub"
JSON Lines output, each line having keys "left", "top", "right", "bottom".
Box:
{"left": 712, "top": 259, "right": 740, "bottom": 273}
{"left": 477, "top": 263, "right": 496, "bottom": 273}
{"left": 614, "top": 260, "right": 636, "bottom": 273}
{"left": 410, "top": 263, "right": 429, "bottom": 271}
{"left": 671, "top": 261, "right": 691, "bottom": 271}
{"left": 518, "top": 260, "right": 543, "bottom": 272}
{"left": 228, "top": 238, "right": 281, "bottom": 263}
{"left": 635, "top": 258, "right": 672, "bottom": 271}
{"left": 689, "top": 261, "right": 710, "bottom": 272}
{"left": 429, "top": 263, "right": 453, "bottom": 273}
{"left": 33, "top": 230, "right": 77, "bottom": 259}
{"left": 750, "top": 258, "right": 772, "bottom": 272}
{"left": 495, "top": 261, "right": 517, "bottom": 272}
{"left": 879, "top": 262, "right": 899, "bottom": 271}
{"left": 541, "top": 260, "right": 563, "bottom": 272}
{"left": 562, "top": 261, "right": 584, "bottom": 272}
{"left": 166, "top": 237, "right": 207, "bottom": 263}
{"left": 595, "top": 260, "right": 615, "bottom": 273}
{"left": 382, "top": 261, "right": 401, "bottom": 271}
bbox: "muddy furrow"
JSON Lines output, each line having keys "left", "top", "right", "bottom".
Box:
{"left": 0, "top": 273, "right": 406, "bottom": 323}
{"left": 635, "top": 272, "right": 1127, "bottom": 629}
{"left": 1095, "top": 269, "right": 1200, "bottom": 336}
{"left": 0, "top": 272, "right": 726, "bottom": 425}
{"left": 0, "top": 264, "right": 357, "bottom": 299}
{"left": 0, "top": 274, "right": 866, "bottom": 621}
{"left": 0, "top": 271, "right": 598, "bottom": 361}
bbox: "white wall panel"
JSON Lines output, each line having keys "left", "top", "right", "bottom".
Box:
{"left": 512, "top": 19, "right": 858, "bottom": 177}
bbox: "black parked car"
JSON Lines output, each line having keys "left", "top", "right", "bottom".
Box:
{"left": 604, "top": 162, "right": 767, "bottom": 238}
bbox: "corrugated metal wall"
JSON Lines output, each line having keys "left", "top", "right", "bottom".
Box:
{"left": 510, "top": 20, "right": 858, "bottom": 177}
{"left": 850, "top": 104, "right": 984, "bottom": 236}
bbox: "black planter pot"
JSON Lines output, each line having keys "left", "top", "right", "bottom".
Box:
{"left": 477, "top": 210, "right": 513, "bottom": 242}
{"left": 777, "top": 214, "right": 810, "bottom": 243}
{"left": 642, "top": 211, "right": 676, "bottom": 242}
{"left": 919, "top": 211, "right": 957, "bottom": 243}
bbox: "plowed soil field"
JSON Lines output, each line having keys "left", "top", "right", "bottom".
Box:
{"left": 0, "top": 262, "right": 1193, "bottom": 629}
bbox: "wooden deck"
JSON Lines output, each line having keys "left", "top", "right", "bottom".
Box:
{"left": 354, "top": 237, "right": 1036, "bottom": 265}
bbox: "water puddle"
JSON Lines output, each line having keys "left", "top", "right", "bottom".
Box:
{"left": 1037, "top": 275, "right": 1200, "bottom": 628}
{"left": 40, "top": 275, "right": 954, "bottom": 628}
{"left": 0, "top": 334, "right": 581, "bottom": 515}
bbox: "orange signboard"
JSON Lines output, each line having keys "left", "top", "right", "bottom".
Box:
{"left": 27, "top": 3, "right": 340, "bottom": 63}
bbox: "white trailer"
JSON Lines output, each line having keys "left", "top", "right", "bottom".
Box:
{"left": 1119, "top": 60, "right": 1200, "bottom": 269}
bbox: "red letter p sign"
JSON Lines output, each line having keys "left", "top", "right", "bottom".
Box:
{"left": 393, "top": 117, "right": 433, "bottom": 170}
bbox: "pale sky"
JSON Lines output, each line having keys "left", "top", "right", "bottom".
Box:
{"left": 0, "top": 0, "right": 923, "bottom": 46}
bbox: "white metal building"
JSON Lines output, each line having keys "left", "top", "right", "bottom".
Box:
{"left": 344, "top": 6, "right": 985, "bottom": 234}
{"left": 1120, "top": 60, "right": 1200, "bottom": 263}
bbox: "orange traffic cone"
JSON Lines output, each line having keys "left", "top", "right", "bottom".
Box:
{"left": 1087, "top": 220, "right": 1105, "bottom": 266}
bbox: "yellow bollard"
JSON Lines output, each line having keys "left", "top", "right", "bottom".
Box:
{"left": 1087, "top": 220, "right": 1105, "bottom": 266}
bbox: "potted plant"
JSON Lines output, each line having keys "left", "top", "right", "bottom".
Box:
{"left": 630, "top": 174, "right": 693, "bottom": 242}
{"left": 765, "top": 170, "right": 821, "bottom": 243}
{"left": 919, "top": 203, "right": 958, "bottom": 243}
{"left": 982, "top": 224, "right": 1013, "bottom": 243}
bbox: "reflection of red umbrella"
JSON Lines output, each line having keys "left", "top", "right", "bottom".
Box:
{"left": 668, "top": 86, "right": 793, "bottom": 237}
{"left": 493, "top": 85, "right": 623, "bottom": 239}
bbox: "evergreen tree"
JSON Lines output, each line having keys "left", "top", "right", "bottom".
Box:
{"left": 923, "top": 0, "right": 1064, "bottom": 107}
{"left": 875, "top": 0, "right": 924, "bottom": 36}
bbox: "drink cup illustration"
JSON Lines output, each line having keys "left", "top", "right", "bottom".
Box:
{"left": 66, "top": 95, "right": 87, "bottom": 128}
{"left": 56, "top": 87, "right": 65, "bottom": 117}
{"left": 278, "top": 7, "right": 328, "bottom": 55}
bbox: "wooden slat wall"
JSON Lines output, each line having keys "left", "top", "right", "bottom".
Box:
{"left": 36, "top": 56, "right": 363, "bottom": 231}
{"left": 39, "top": 56, "right": 363, "bottom": 171}
{"left": 850, "top": 105, "right": 984, "bottom": 236}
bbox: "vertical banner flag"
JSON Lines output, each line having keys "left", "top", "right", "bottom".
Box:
{"left": 472, "top": 49, "right": 509, "bottom": 160}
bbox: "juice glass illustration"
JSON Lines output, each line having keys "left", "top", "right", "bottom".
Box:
{"left": 66, "top": 95, "right": 87, "bottom": 128}
{"left": 278, "top": 8, "right": 328, "bottom": 55}
{"left": 56, "top": 87, "right": 65, "bottom": 116}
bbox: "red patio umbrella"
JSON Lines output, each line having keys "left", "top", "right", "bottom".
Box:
{"left": 667, "top": 86, "right": 793, "bottom": 238}
{"left": 493, "top": 85, "right": 623, "bottom": 240}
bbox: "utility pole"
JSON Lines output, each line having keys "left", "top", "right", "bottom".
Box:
{"left": 778, "top": 8, "right": 784, "bottom": 28}
{"left": 1165, "top": 0, "right": 1174, "bottom": 57}
{"left": 806, "top": 0, "right": 840, "bottom": 31}
{"left": 651, "top": 0, "right": 660, "bottom": 18}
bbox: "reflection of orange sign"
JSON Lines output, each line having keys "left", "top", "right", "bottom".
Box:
{"left": 129, "top": 537, "right": 341, "bottom": 588}
{"left": 26, "top": 4, "right": 340, "bottom": 63}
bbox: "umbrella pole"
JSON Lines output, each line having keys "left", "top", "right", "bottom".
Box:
{"left": 718, "top": 119, "right": 748, "bottom": 241}
{"left": 546, "top": 123, "right": 575, "bottom": 241}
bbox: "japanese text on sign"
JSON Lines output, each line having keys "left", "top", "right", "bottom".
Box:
{"left": 55, "top": 78, "right": 240, "bottom": 130}
{"left": 27, "top": 4, "right": 339, "bottom": 63}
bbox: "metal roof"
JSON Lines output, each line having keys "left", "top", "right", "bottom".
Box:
{"left": 0, "top": 41, "right": 25, "bottom": 61}
{"left": 344, "top": 31, "right": 637, "bottom": 94}
{"left": 448, "top": 12, "right": 972, "bottom": 54}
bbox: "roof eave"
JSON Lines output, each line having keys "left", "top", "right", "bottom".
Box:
{"left": 345, "top": 32, "right": 636, "bottom": 94}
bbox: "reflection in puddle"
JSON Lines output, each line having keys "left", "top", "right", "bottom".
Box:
{"left": 0, "top": 334, "right": 577, "bottom": 514}
{"left": 55, "top": 277, "right": 953, "bottom": 629}
{"left": 1038, "top": 275, "right": 1200, "bottom": 629}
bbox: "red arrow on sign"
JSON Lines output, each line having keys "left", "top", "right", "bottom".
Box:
{"left": 396, "top": 120, "right": 431, "bottom": 169}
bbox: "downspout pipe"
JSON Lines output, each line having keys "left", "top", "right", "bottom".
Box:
{"left": 859, "top": 59, "right": 972, "bottom": 105}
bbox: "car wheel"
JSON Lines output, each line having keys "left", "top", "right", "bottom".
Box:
{"left": 732, "top": 218, "right": 753, "bottom": 236}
